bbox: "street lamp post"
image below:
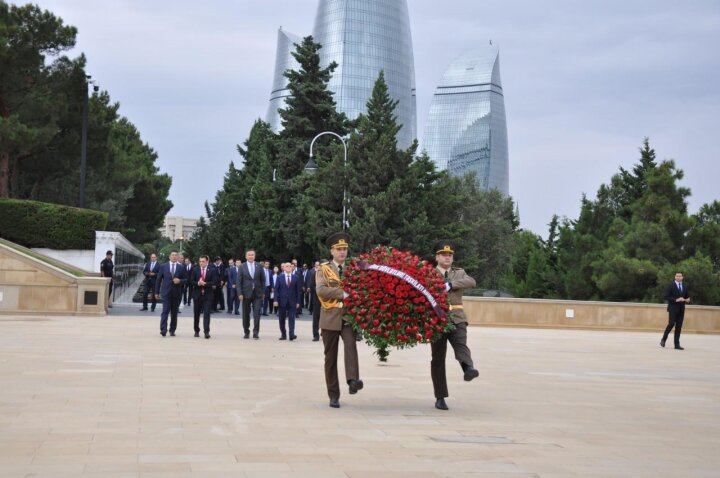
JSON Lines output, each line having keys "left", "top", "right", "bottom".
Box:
{"left": 79, "top": 75, "right": 99, "bottom": 209}
{"left": 179, "top": 235, "right": 184, "bottom": 254}
{"left": 305, "top": 131, "right": 348, "bottom": 230}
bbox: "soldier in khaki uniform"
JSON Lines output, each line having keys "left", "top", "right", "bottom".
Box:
{"left": 431, "top": 240, "right": 480, "bottom": 410}
{"left": 316, "top": 232, "right": 363, "bottom": 408}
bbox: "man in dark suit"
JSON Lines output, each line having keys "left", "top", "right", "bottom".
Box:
{"left": 274, "top": 262, "right": 302, "bottom": 340}
{"left": 154, "top": 250, "right": 188, "bottom": 337}
{"left": 307, "top": 261, "right": 321, "bottom": 341}
{"left": 211, "top": 257, "right": 225, "bottom": 312}
{"left": 261, "top": 260, "right": 273, "bottom": 316}
{"left": 225, "top": 258, "right": 238, "bottom": 315}
{"left": 190, "top": 255, "right": 219, "bottom": 339}
{"left": 237, "top": 248, "right": 265, "bottom": 339}
{"left": 141, "top": 253, "right": 160, "bottom": 311}
{"left": 182, "top": 257, "right": 194, "bottom": 306}
{"left": 661, "top": 271, "right": 691, "bottom": 350}
{"left": 292, "top": 259, "right": 303, "bottom": 316}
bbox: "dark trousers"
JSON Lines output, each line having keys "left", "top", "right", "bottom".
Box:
{"left": 662, "top": 306, "right": 685, "bottom": 346}
{"left": 278, "top": 301, "right": 297, "bottom": 338}
{"left": 183, "top": 283, "right": 192, "bottom": 305}
{"left": 242, "top": 293, "right": 263, "bottom": 335}
{"left": 430, "top": 322, "right": 474, "bottom": 399}
{"left": 142, "top": 280, "right": 156, "bottom": 310}
{"left": 159, "top": 288, "right": 182, "bottom": 334}
{"left": 193, "top": 292, "right": 212, "bottom": 334}
{"left": 213, "top": 287, "right": 225, "bottom": 311}
{"left": 322, "top": 324, "right": 359, "bottom": 400}
{"left": 226, "top": 287, "right": 238, "bottom": 314}
{"left": 311, "top": 292, "right": 321, "bottom": 339}
{"left": 262, "top": 286, "right": 271, "bottom": 314}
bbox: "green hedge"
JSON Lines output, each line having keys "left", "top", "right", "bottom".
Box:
{"left": 0, "top": 199, "right": 108, "bottom": 250}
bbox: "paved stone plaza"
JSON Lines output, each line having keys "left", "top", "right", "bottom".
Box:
{"left": 1, "top": 312, "right": 718, "bottom": 477}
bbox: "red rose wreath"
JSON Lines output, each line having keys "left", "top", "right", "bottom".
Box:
{"left": 342, "top": 246, "right": 454, "bottom": 361}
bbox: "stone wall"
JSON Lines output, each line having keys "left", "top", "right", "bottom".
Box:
{"left": 0, "top": 241, "right": 109, "bottom": 316}
{"left": 463, "top": 297, "right": 720, "bottom": 334}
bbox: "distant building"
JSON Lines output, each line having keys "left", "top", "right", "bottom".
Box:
{"left": 266, "top": 0, "right": 417, "bottom": 148}
{"left": 159, "top": 216, "right": 198, "bottom": 242}
{"left": 265, "top": 28, "right": 302, "bottom": 132}
{"left": 422, "top": 46, "right": 509, "bottom": 195}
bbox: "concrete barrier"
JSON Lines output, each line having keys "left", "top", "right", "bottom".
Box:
{"left": 0, "top": 240, "right": 109, "bottom": 316}
{"left": 463, "top": 296, "right": 720, "bottom": 334}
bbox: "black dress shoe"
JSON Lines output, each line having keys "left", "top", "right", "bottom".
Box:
{"left": 329, "top": 398, "right": 340, "bottom": 408}
{"left": 675, "top": 346, "right": 685, "bottom": 350}
{"left": 253, "top": 334, "right": 259, "bottom": 340}
{"left": 205, "top": 333, "right": 211, "bottom": 339}
{"left": 279, "top": 336, "right": 287, "bottom": 340}
{"left": 243, "top": 333, "right": 250, "bottom": 339}
{"left": 660, "top": 339, "right": 666, "bottom": 348}
{"left": 290, "top": 335, "right": 297, "bottom": 341}
{"left": 151, "top": 308, "right": 155, "bottom": 312}
{"left": 169, "top": 332, "right": 175, "bottom": 336}
{"left": 194, "top": 332, "right": 199, "bottom": 337}
{"left": 140, "top": 308, "right": 148, "bottom": 311}
{"left": 160, "top": 332, "right": 166, "bottom": 337}
{"left": 312, "top": 337, "right": 320, "bottom": 342}
{"left": 435, "top": 398, "right": 449, "bottom": 410}
{"left": 348, "top": 379, "right": 364, "bottom": 395}
{"left": 464, "top": 367, "right": 479, "bottom": 382}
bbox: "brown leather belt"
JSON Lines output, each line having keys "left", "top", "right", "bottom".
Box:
{"left": 449, "top": 304, "right": 463, "bottom": 311}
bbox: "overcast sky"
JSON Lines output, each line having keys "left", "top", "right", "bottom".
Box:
{"left": 34, "top": 0, "right": 720, "bottom": 235}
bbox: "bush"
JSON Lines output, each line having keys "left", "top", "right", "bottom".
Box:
{"left": 0, "top": 199, "right": 108, "bottom": 250}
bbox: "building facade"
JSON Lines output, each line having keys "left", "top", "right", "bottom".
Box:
{"left": 159, "top": 216, "right": 199, "bottom": 242}
{"left": 422, "top": 46, "right": 509, "bottom": 195}
{"left": 265, "top": 28, "right": 302, "bottom": 132}
{"left": 266, "top": 0, "right": 417, "bottom": 148}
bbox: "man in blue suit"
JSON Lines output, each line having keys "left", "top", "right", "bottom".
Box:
{"left": 225, "top": 258, "right": 238, "bottom": 315}
{"left": 141, "top": 253, "right": 160, "bottom": 311}
{"left": 154, "top": 250, "right": 188, "bottom": 337}
{"left": 274, "top": 262, "right": 302, "bottom": 341}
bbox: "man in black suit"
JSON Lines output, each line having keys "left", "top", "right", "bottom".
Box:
{"left": 141, "top": 253, "right": 160, "bottom": 311}
{"left": 190, "top": 255, "right": 219, "bottom": 339}
{"left": 154, "top": 250, "right": 188, "bottom": 337}
{"left": 182, "top": 257, "right": 194, "bottom": 306}
{"left": 661, "top": 271, "right": 691, "bottom": 350}
{"left": 211, "top": 257, "right": 226, "bottom": 312}
{"left": 237, "top": 248, "right": 265, "bottom": 339}
{"left": 261, "top": 260, "right": 273, "bottom": 316}
{"left": 307, "top": 260, "right": 322, "bottom": 341}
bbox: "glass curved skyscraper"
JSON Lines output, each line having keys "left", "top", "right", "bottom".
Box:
{"left": 422, "top": 46, "right": 509, "bottom": 195}
{"left": 266, "top": 0, "right": 417, "bottom": 148}
{"left": 265, "top": 28, "right": 302, "bottom": 132}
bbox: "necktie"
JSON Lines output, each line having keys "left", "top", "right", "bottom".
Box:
{"left": 201, "top": 268, "right": 206, "bottom": 294}
{"left": 338, "top": 265, "right": 343, "bottom": 276}
{"left": 286, "top": 274, "right": 291, "bottom": 287}
{"left": 151, "top": 262, "right": 155, "bottom": 270}
{"left": 678, "top": 283, "right": 682, "bottom": 292}
{"left": 445, "top": 271, "right": 449, "bottom": 279}
{"left": 171, "top": 263, "right": 175, "bottom": 276}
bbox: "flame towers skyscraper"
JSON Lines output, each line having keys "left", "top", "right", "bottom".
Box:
{"left": 266, "top": 0, "right": 417, "bottom": 148}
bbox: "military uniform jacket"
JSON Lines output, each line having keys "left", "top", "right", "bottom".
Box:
{"left": 316, "top": 262, "right": 345, "bottom": 331}
{"left": 438, "top": 267, "right": 476, "bottom": 324}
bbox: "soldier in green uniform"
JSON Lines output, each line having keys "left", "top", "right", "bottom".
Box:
{"left": 316, "top": 232, "right": 364, "bottom": 408}
{"left": 431, "top": 240, "right": 480, "bottom": 410}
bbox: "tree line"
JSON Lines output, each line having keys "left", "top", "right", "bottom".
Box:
{"left": 185, "top": 36, "right": 517, "bottom": 288}
{"left": 504, "top": 140, "right": 720, "bottom": 305}
{"left": 189, "top": 35, "right": 719, "bottom": 305}
{"left": 0, "top": 2, "right": 171, "bottom": 244}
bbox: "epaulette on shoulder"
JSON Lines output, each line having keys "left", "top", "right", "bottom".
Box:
{"left": 321, "top": 261, "right": 330, "bottom": 265}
